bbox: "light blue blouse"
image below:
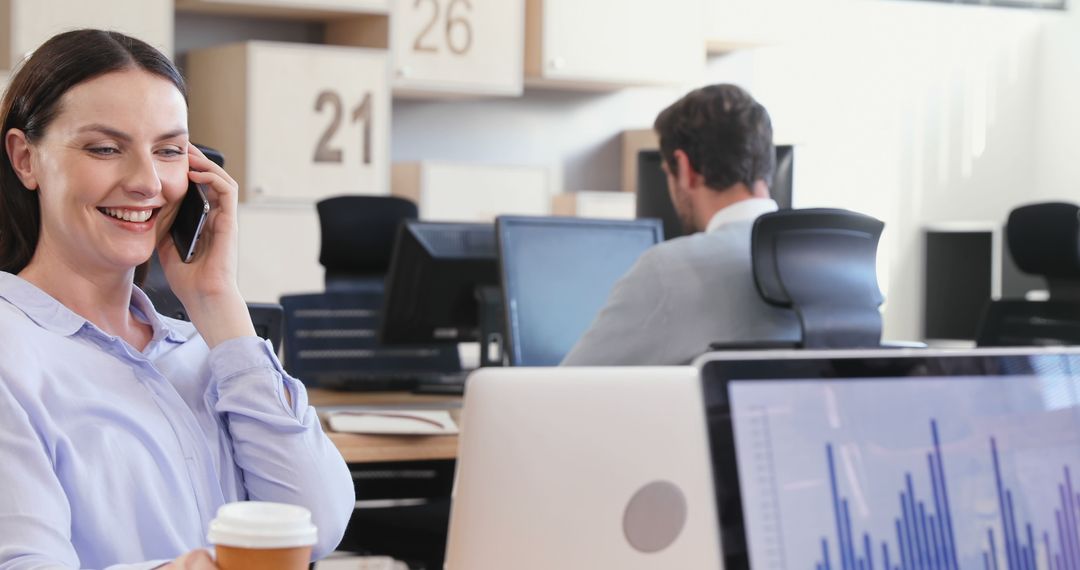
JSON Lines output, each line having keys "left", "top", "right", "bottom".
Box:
{"left": 0, "top": 272, "right": 355, "bottom": 569}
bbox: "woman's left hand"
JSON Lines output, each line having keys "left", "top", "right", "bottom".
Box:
{"left": 157, "top": 144, "right": 255, "bottom": 347}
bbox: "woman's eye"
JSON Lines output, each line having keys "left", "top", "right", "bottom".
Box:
{"left": 157, "top": 147, "right": 184, "bottom": 157}
{"left": 88, "top": 147, "right": 120, "bottom": 156}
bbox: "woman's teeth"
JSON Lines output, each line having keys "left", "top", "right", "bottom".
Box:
{"left": 102, "top": 208, "right": 152, "bottom": 223}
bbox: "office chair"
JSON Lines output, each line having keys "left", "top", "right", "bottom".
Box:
{"left": 317, "top": 195, "right": 419, "bottom": 292}
{"left": 710, "top": 208, "right": 886, "bottom": 351}
{"left": 280, "top": 195, "right": 460, "bottom": 389}
{"left": 976, "top": 202, "right": 1080, "bottom": 347}
{"left": 284, "top": 195, "right": 455, "bottom": 569}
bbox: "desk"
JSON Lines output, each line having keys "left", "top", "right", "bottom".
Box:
{"left": 308, "top": 389, "right": 462, "bottom": 464}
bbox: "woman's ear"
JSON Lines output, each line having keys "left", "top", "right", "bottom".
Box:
{"left": 5, "top": 128, "right": 38, "bottom": 190}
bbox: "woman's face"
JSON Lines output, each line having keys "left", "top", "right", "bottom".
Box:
{"left": 28, "top": 68, "right": 188, "bottom": 276}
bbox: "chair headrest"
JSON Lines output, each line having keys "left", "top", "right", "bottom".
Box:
{"left": 752, "top": 208, "right": 885, "bottom": 308}
{"left": 1006, "top": 202, "right": 1080, "bottom": 279}
{"left": 317, "top": 195, "right": 419, "bottom": 275}
{"left": 751, "top": 208, "right": 885, "bottom": 348}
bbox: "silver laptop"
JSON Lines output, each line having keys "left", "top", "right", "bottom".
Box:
{"left": 699, "top": 347, "right": 1080, "bottom": 570}
{"left": 445, "top": 366, "right": 722, "bottom": 569}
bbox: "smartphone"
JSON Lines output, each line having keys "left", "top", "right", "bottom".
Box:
{"left": 171, "top": 180, "right": 210, "bottom": 263}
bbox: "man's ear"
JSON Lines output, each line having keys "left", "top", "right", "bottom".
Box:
{"left": 672, "top": 149, "right": 702, "bottom": 192}
{"left": 5, "top": 128, "right": 38, "bottom": 190}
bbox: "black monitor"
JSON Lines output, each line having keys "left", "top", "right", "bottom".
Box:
{"left": 636, "top": 145, "right": 794, "bottom": 241}
{"left": 380, "top": 220, "right": 499, "bottom": 345}
{"left": 497, "top": 216, "right": 663, "bottom": 366}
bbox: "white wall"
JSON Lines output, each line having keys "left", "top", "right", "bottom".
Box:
{"left": 747, "top": 0, "right": 1051, "bottom": 340}
{"left": 1034, "top": 6, "right": 1080, "bottom": 201}
{"left": 174, "top": 2, "right": 1079, "bottom": 340}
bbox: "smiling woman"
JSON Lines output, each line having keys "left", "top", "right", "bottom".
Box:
{"left": 0, "top": 30, "right": 354, "bottom": 570}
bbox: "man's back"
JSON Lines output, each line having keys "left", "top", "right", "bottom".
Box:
{"left": 561, "top": 212, "right": 800, "bottom": 366}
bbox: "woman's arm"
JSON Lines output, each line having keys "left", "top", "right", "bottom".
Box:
{"left": 159, "top": 145, "right": 352, "bottom": 559}
{"left": 207, "top": 337, "right": 356, "bottom": 558}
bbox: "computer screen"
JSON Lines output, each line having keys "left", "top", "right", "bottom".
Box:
{"left": 380, "top": 220, "right": 499, "bottom": 345}
{"left": 497, "top": 215, "right": 663, "bottom": 366}
{"left": 699, "top": 348, "right": 1080, "bottom": 570}
{"left": 637, "top": 146, "right": 794, "bottom": 241}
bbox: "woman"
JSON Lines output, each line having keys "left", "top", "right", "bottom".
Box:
{"left": 0, "top": 30, "right": 354, "bottom": 569}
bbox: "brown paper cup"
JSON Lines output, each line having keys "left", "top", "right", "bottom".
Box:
{"left": 207, "top": 502, "right": 317, "bottom": 570}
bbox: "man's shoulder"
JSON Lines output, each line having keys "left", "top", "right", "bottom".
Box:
{"left": 642, "top": 221, "right": 755, "bottom": 264}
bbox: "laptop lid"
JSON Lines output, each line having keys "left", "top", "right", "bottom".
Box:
{"left": 445, "top": 366, "right": 722, "bottom": 569}
{"left": 698, "top": 347, "right": 1080, "bottom": 570}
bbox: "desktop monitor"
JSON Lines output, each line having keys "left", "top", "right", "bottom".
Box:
{"left": 637, "top": 146, "right": 794, "bottom": 241}
{"left": 496, "top": 216, "right": 663, "bottom": 366}
{"left": 700, "top": 347, "right": 1080, "bottom": 570}
{"left": 380, "top": 220, "right": 499, "bottom": 345}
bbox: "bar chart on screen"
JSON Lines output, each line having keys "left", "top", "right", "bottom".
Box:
{"left": 729, "top": 376, "right": 1080, "bottom": 570}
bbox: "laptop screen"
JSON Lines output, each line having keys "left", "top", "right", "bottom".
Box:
{"left": 699, "top": 348, "right": 1080, "bottom": 570}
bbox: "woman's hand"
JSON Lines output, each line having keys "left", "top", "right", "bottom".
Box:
{"left": 157, "top": 144, "right": 255, "bottom": 347}
{"left": 158, "top": 549, "right": 219, "bottom": 569}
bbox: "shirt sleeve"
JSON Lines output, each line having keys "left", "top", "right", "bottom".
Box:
{"left": 206, "top": 336, "right": 355, "bottom": 560}
{"left": 560, "top": 251, "right": 672, "bottom": 366}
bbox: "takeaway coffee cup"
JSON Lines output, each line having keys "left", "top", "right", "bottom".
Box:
{"left": 207, "top": 501, "right": 317, "bottom": 570}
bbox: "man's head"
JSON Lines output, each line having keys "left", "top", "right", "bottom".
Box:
{"left": 653, "top": 84, "right": 774, "bottom": 233}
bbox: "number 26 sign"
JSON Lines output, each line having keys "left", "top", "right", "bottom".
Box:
{"left": 391, "top": 0, "right": 524, "bottom": 96}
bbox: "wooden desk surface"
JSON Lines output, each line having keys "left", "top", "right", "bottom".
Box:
{"left": 309, "top": 388, "right": 462, "bottom": 464}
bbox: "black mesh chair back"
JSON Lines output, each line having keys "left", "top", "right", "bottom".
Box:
{"left": 317, "top": 195, "right": 418, "bottom": 292}
{"left": 976, "top": 202, "right": 1080, "bottom": 347}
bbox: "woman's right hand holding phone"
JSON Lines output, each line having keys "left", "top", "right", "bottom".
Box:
{"left": 156, "top": 144, "right": 255, "bottom": 348}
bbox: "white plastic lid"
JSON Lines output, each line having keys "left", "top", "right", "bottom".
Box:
{"left": 207, "top": 502, "right": 318, "bottom": 549}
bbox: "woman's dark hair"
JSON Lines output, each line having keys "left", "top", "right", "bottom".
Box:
{"left": 654, "top": 84, "right": 775, "bottom": 193}
{"left": 0, "top": 29, "right": 187, "bottom": 283}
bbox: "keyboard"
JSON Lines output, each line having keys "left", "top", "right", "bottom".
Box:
{"left": 311, "top": 371, "right": 468, "bottom": 394}
{"left": 412, "top": 371, "right": 469, "bottom": 396}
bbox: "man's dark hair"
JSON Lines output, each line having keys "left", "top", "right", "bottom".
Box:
{"left": 653, "top": 84, "right": 774, "bottom": 192}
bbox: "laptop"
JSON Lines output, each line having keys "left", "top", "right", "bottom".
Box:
{"left": 445, "top": 348, "right": 1080, "bottom": 570}
{"left": 445, "top": 366, "right": 722, "bottom": 569}
{"left": 704, "top": 347, "right": 1080, "bottom": 570}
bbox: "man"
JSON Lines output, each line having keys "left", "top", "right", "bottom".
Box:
{"left": 561, "top": 84, "right": 800, "bottom": 366}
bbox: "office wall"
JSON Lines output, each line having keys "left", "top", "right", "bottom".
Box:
{"left": 171, "top": 1, "right": 1076, "bottom": 341}
{"left": 1034, "top": 7, "right": 1080, "bottom": 202}
{"left": 747, "top": 1, "right": 1050, "bottom": 340}
{"left": 387, "top": 0, "right": 1062, "bottom": 341}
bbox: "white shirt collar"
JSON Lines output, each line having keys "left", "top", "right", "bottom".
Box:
{"left": 704, "top": 198, "right": 779, "bottom": 233}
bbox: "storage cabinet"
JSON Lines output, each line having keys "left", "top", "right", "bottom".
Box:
{"left": 552, "top": 191, "right": 635, "bottom": 220}
{"left": 237, "top": 204, "right": 324, "bottom": 303}
{"left": 704, "top": 0, "right": 809, "bottom": 53}
{"left": 186, "top": 41, "right": 391, "bottom": 202}
{"left": 0, "top": 0, "right": 172, "bottom": 67}
{"left": 392, "top": 0, "right": 523, "bottom": 96}
{"left": 175, "top": 0, "right": 388, "bottom": 19}
{"left": 392, "top": 161, "right": 550, "bottom": 221}
{"left": 524, "top": 0, "right": 704, "bottom": 89}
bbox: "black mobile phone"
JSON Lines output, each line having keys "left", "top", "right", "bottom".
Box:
{"left": 170, "top": 180, "right": 210, "bottom": 263}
